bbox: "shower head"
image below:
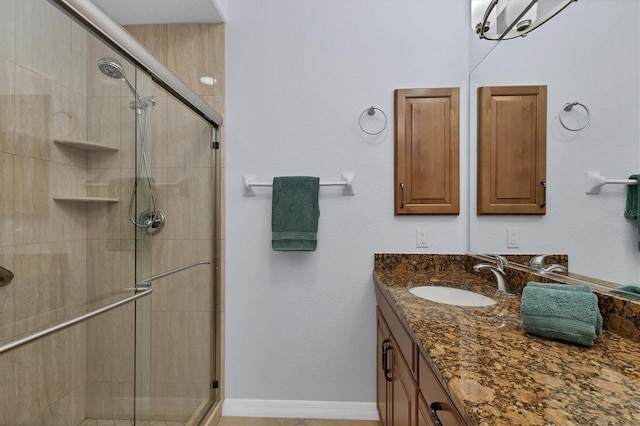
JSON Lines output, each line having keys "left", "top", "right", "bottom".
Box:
{"left": 97, "top": 56, "right": 125, "bottom": 80}
{"left": 97, "top": 56, "right": 152, "bottom": 109}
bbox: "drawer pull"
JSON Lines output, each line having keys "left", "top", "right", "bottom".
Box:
{"left": 430, "top": 402, "right": 444, "bottom": 426}
{"left": 381, "top": 339, "right": 392, "bottom": 382}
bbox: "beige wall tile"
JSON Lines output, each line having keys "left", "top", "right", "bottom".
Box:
{"left": 69, "top": 385, "right": 86, "bottom": 426}
{"left": 164, "top": 167, "right": 213, "bottom": 240}
{"left": 15, "top": 0, "right": 71, "bottom": 89}
{"left": 211, "top": 23, "right": 226, "bottom": 99}
{"left": 14, "top": 331, "right": 71, "bottom": 424}
{"left": 85, "top": 381, "right": 135, "bottom": 420}
{"left": 151, "top": 239, "right": 213, "bottom": 312}
{"left": 0, "top": 248, "right": 14, "bottom": 344}
{"left": 150, "top": 310, "right": 212, "bottom": 385}
{"left": 125, "top": 25, "right": 167, "bottom": 64}
{"left": 166, "top": 24, "right": 216, "bottom": 97}
{"left": 69, "top": 90, "right": 88, "bottom": 153}
{"left": 86, "top": 309, "right": 134, "bottom": 383}
{"left": 167, "top": 97, "right": 212, "bottom": 168}
{"left": 0, "top": 153, "right": 14, "bottom": 247}
{"left": 71, "top": 22, "right": 88, "bottom": 97}
{"left": 86, "top": 96, "right": 121, "bottom": 156}
{"left": 0, "top": 352, "right": 15, "bottom": 425}
{"left": 14, "top": 66, "right": 52, "bottom": 161}
{"left": 0, "top": 57, "right": 15, "bottom": 155}
{"left": 86, "top": 239, "right": 123, "bottom": 308}
{"left": 0, "top": 1, "right": 15, "bottom": 61}
{"left": 13, "top": 244, "right": 70, "bottom": 335}
{"left": 150, "top": 96, "right": 169, "bottom": 170}
{"left": 14, "top": 156, "right": 50, "bottom": 246}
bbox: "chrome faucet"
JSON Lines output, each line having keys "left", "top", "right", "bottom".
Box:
{"left": 473, "top": 255, "right": 508, "bottom": 292}
{"left": 530, "top": 254, "right": 568, "bottom": 273}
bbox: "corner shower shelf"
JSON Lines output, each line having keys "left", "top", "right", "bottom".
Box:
{"left": 54, "top": 197, "right": 119, "bottom": 203}
{"left": 54, "top": 139, "right": 119, "bottom": 152}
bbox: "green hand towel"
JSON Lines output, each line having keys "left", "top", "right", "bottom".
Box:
{"left": 611, "top": 285, "right": 640, "bottom": 301}
{"left": 521, "top": 285, "right": 600, "bottom": 347}
{"left": 271, "top": 176, "right": 320, "bottom": 251}
{"left": 624, "top": 175, "right": 640, "bottom": 251}
{"left": 526, "top": 282, "right": 602, "bottom": 336}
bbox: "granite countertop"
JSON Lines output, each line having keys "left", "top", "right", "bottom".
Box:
{"left": 374, "top": 268, "right": 640, "bottom": 426}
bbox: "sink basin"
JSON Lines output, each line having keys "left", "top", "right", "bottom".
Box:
{"left": 409, "top": 286, "right": 496, "bottom": 307}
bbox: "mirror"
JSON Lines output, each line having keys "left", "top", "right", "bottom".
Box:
{"left": 469, "top": 0, "right": 640, "bottom": 287}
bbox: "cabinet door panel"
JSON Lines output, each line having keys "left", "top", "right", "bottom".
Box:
{"left": 478, "top": 85, "right": 547, "bottom": 214}
{"left": 395, "top": 87, "right": 460, "bottom": 215}
{"left": 390, "top": 336, "right": 416, "bottom": 426}
{"left": 377, "top": 309, "right": 391, "bottom": 426}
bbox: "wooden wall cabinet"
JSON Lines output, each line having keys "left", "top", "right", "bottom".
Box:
{"left": 395, "top": 88, "right": 460, "bottom": 215}
{"left": 477, "top": 85, "right": 547, "bottom": 215}
{"left": 376, "top": 289, "right": 466, "bottom": 426}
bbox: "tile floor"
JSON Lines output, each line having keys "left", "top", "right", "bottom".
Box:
{"left": 218, "top": 418, "right": 380, "bottom": 426}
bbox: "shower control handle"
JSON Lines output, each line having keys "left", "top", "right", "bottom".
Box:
{"left": 0, "top": 266, "right": 14, "bottom": 286}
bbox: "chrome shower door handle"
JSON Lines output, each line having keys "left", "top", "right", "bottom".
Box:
{"left": 0, "top": 266, "right": 14, "bottom": 286}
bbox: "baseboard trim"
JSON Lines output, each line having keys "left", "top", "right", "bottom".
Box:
{"left": 222, "top": 399, "right": 380, "bottom": 421}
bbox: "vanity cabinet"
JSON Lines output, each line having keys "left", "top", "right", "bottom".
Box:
{"left": 376, "top": 289, "right": 466, "bottom": 426}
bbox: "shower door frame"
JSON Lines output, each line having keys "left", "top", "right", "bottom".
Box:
{"left": 47, "top": 0, "right": 224, "bottom": 423}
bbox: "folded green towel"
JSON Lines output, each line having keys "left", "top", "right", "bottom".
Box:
{"left": 526, "top": 282, "right": 602, "bottom": 336}
{"left": 611, "top": 285, "right": 640, "bottom": 301}
{"left": 521, "top": 284, "right": 601, "bottom": 347}
{"left": 272, "top": 176, "right": 320, "bottom": 251}
{"left": 625, "top": 175, "right": 640, "bottom": 251}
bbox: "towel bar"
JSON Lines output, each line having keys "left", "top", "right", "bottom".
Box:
{"left": 243, "top": 173, "right": 355, "bottom": 196}
{"left": 585, "top": 170, "right": 638, "bottom": 194}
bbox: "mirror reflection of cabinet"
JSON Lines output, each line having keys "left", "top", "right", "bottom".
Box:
{"left": 477, "top": 85, "right": 547, "bottom": 215}
{"left": 394, "top": 88, "right": 460, "bottom": 215}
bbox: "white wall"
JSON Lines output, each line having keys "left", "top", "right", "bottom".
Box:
{"left": 225, "top": 0, "right": 469, "bottom": 415}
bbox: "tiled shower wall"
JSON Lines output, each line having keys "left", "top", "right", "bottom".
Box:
{"left": 0, "top": 1, "right": 224, "bottom": 424}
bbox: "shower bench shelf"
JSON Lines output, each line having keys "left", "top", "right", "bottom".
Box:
{"left": 54, "top": 138, "right": 119, "bottom": 152}
{"left": 54, "top": 197, "right": 119, "bottom": 203}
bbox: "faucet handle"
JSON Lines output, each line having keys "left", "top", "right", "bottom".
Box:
{"left": 492, "top": 254, "right": 509, "bottom": 272}
{"left": 530, "top": 254, "right": 552, "bottom": 270}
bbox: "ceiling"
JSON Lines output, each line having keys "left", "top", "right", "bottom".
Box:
{"left": 93, "top": 0, "right": 226, "bottom": 25}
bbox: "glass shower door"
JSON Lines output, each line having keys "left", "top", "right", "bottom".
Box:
{"left": 132, "top": 71, "right": 219, "bottom": 424}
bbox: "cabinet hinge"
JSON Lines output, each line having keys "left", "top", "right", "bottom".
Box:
{"left": 211, "top": 380, "right": 219, "bottom": 389}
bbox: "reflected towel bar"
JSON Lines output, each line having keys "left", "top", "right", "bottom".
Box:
{"left": 137, "top": 260, "right": 210, "bottom": 287}
{"left": 243, "top": 173, "right": 355, "bottom": 196}
{"left": 0, "top": 288, "right": 152, "bottom": 355}
{"left": 585, "top": 170, "right": 638, "bottom": 194}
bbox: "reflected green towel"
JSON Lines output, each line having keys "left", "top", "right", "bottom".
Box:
{"left": 271, "top": 176, "right": 320, "bottom": 251}
{"left": 521, "top": 284, "right": 600, "bottom": 347}
{"left": 611, "top": 285, "right": 640, "bottom": 301}
{"left": 624, "top": 175, "right": 640, "bottom": 251}
{"left": 526, "top": 282, "right": 602, "bottom": 336}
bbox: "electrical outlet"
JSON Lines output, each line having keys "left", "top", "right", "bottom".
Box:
{"left": 416, "top": 228, "right": 428, "bottom": 248}
{"left": 507, "top": 228, "right": 520, "bottom": 248}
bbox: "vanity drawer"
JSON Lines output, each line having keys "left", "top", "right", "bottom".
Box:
{"left": 418, "top": 354, "right": 465, "bottom": 425}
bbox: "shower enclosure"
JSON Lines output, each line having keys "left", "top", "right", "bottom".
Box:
{"left": 0, "top": 0, "right": 222, "bottom": 424}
